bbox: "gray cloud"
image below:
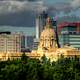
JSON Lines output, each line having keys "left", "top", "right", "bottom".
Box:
{"left": 0, "top": 0, "right": 79, "bottom": 27}
{"left": 0, "top": 11, "right": 36, "bottom": 27}
{"left": 47, "top": 2, "right": 73, "bottom": 16}
{"left": 70, "top": 0, "right": 80, "bottom": 8}
{"left": 47, "top": 0, "right": 80, "bottom": 16}
{"left": 0, "top": 0, "right": 79, "bottom": 15}
{"left": 0, "top": 0, "right": 80, "bottom": 15}
{"left": 0, "top": 0, "right": 47, "bottom": 14}
{"left": 0, "top": 0, "right": 47, "bottom": 27}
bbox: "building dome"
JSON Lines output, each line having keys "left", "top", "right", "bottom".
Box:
{"left": 41, "top": 28, "right": 55, "bottom": 38}
{"left": 38, "top": 17, "right": 58, "bottom": 50}
{"left": 41, "top": 17, "right": 55, "bottom": 38}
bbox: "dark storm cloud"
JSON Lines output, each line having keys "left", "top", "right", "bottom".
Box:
{"left": 0, "top": 11, "right": 36, "bottom": 27}
{"left": 0, "top": 0, "right": 80, "bottom": 27}
{"left": 47, "top": 0, "right": 80, "bottom": 16}
{"left": 0, "top": 0, "right": 47, "bottom": 27}
{"left": 48, "top": 2, "right": 73, "bottom": 16}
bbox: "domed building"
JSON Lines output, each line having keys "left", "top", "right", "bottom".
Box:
{"left": 38, "top": 17, "right": 57, "bottom": 51}
{"left": 0, "top": 17, "right": 80, "bottom": 61}
{"left": 30, "top": 17, "right": 80, "bottom": 61}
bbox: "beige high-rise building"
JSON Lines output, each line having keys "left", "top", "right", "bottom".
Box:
{"left": 0, "top": 33, "right": 21, "bottom": 53}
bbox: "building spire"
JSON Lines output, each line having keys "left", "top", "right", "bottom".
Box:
{"left": 45, "top": 17, "right": 52, "bottom": 29}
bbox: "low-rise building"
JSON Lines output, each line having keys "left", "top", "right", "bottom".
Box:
{"left": 0, "top": 32, "right": 21, "bottom": 53}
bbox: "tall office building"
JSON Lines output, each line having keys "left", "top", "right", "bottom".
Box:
{"left": 34, "top": 11, "right": 48, "bottom": 50}
{"left": 21, "top": 34, "right": 25, "bottom": 49}
{"left": 0, "top": 32, "right": 22, "bottom": 53}
{"left": 35, "top": 11, "right": 48, "bottom": 39}
{"left": 26, "top": 36, "right": 34, "bottom": 50}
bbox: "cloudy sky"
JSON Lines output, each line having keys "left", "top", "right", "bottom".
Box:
{"left": 0, "top": 0, "right": 80, "bottom": 27}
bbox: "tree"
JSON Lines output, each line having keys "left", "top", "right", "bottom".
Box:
{"left": 21, "top": 53, "right": 29, "bottom": 62}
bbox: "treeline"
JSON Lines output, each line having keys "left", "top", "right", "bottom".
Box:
{"left": 0, "top": 54, "right": 80, "bottom": 80}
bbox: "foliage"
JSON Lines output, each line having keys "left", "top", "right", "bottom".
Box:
{"left": 0, "top": 54, "right": 80, "bottom": 80}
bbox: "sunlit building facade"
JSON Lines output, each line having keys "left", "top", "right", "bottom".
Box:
{"left": 0, "top": 32, "right": 21, "bottom": 53}
{"left": 0, "top": 18, "right": 80, "bottom": 61}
